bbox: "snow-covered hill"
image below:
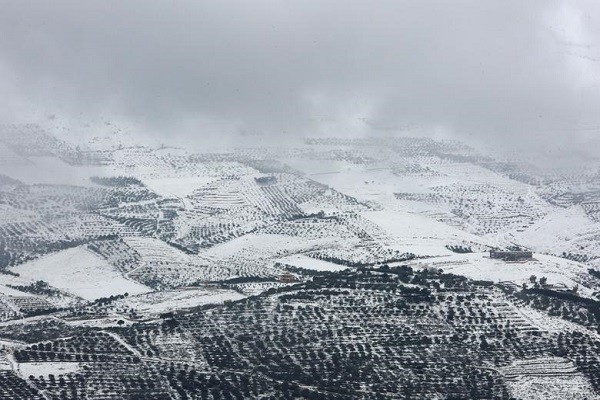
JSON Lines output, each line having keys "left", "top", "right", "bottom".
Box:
{"left": 1, "top": 127, "right": 599, "bottom": 399}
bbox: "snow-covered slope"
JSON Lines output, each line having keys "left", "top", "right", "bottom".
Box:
{"left": 10, "top": 247, "right": 150, "bottom": 300}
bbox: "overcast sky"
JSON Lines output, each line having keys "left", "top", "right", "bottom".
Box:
{"left": 1, "top": 1, "right": 599, "bottom": 160}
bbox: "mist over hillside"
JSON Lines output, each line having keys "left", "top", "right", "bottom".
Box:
{"left": 1, "top": 1, "right": 600, "bottom": 161}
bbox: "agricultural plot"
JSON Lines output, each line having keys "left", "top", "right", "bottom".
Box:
{"left": 10, "top": 247, "right": 151, "bottom": 300}
{"left": 200, "top": 232, "right": 339, "bottom": 278}
{"left": 362, "top": 209, "right": 496, "bottom": 257}
{"left": 395, "top": 182, "right": 550, "bottom": 235}
{"left": 113, "top": 287, "right": 246, "bottom": 317}
{"left": 277, "top": 254, "right": 349, "bottom": 272}
{"left": 509, "top": 205, "right": 600, "bottom": 267}
{"left": 500, "top": 358, "right": 596, "bottom": 400}
{"left": 412, "top": 253, "right": 597, "bottom": 299}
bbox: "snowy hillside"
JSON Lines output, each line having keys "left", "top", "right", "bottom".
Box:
{"left": 0, "top": 127, "right": 599, "bottom": 399}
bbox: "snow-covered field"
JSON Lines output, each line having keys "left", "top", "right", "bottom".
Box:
{"left": 10, "top": 247, "right": 150, "bottom": 300}
{"left": 115, "top": 287, "right": 245, "bottom": 316}
{"left": 508, "top": 205, "right": 600, "bottom": 263}
{"left": 500, "top": 358, "right": 597, "bottom": 400}
{"left": 361, "top": 209, "right": 500, "bottom": 256}
{"left": 410, "top": 252, "right": 595, "bottom": 297}
{"left": 286, "top": 161, "right": 427, "bottom": 210}
{"left": 202, "top": 233, "right": 340, "bottom": 262}
{"left": 277, "top": 254, "right": 348, "bottom": 272}
{"left": 124, "top": 237, "right": 191, "bottom": 263}
{"left": 505, "top": 375, "right": 597, "bottom": 400}
{"left": 19, "top": 362, "right": 81, "bottom": 377}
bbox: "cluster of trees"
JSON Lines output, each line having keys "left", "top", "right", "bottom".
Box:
{"left": 90, "top": 176, "right": 145, "bottom": 187}
{"left": 254, "top": 176, "right": 277, "bottom": 185}
{"left": 514, "top": 288, "right": 599, "bottom": 332}
{"left": 0, "top": 371, "right": 45, "bottom": 400}
{"left": 92, "top": 292, "right": 129, "bottom": 306}
{"left": 8, "top": 280, "right": 61, "bottom": 296}
{"left": 560, "top": 252, "right": 590, "bottom": 263}
{"left": 446, "top": 245, "right": 473, "bottom": 253}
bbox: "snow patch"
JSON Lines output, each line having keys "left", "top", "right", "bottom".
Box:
{"left": 116, "top": 288, "right": 245, "bottom": 316}
{"left": 278, "top": 254, "right": 348, "bottom": 272}
{"left": 19, "top": 362, "right": 81, "bottom": 377}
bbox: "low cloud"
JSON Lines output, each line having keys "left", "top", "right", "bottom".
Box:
{"left": 1, "top": 1, "right": 599, "bottom": 160}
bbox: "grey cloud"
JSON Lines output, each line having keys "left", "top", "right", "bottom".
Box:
{"left": 1, "top": 1, "right": 599, "bottom": 159}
